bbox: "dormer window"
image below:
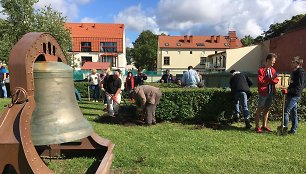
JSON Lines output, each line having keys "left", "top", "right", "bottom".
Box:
{"left": 165, "top": 43, "right": 169, "bottom": 46}
{"left": 177, "top": 43, "right": 181, "bottom": 46}
{"left": 196, "top": 43, "right": 205, "bottom": 46}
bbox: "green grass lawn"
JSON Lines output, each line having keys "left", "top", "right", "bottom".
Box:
{"left": 1, "top": 98, "right": 306, "bottom": 174}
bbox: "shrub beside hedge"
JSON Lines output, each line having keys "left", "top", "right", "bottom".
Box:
{"left": 74, "top": 82, "right": 306, "bottom": 123}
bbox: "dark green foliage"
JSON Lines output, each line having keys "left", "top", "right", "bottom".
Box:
{"left": 240, "top": 35, "right": 255, "bottom": 46}
{"left": 74, "top": 82, "right": 306, "bottom": 123}
{"left": 74, "top": 82, "right": 90, "bottom": 98}
{"left": 132, "top": 30, "right": 158, "bottom": 70}
{"left": 157, "top": 88, "right": 306, "bottom": 123}
{"left": 0, "top": 1, "right": 71, "bottom": 63}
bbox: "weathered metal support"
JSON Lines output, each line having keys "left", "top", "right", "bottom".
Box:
{"left": 0, "top": 32, "right": 114, "bottom": 174}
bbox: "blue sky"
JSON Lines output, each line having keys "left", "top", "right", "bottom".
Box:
{"left": 2, "top": 0, "right": 306, "bottom": 47}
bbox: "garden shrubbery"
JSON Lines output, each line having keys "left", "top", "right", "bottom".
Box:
{"left": 74, "top": 82, "right": 306, "bottom": 123}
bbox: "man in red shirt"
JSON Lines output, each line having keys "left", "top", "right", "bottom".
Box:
{"left": 255, "top": 53, "right": 279, "bottom": 133}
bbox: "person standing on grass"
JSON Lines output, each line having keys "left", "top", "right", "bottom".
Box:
{"left": 229, "top": 69, "right": 253, "bottom": 129}
{"left": 254, "top": 53, "right": 279, "bottom": 133}
{"left": 125, "top": 71, "right": 135, "bottom": 92}
{"left": 89, "top": 69, "right": 100, "bottom": 102}
{"left": 105, "top": 70, "right": 122, "bottom": 117}
{"left": 130, "top": 85, "right": 162, "bottom": 125}
{"left": 0, "top": 61, "right": 8, "bottom": 98}
{"left": 281, "top": 56, "right": 306, "bottom": 134}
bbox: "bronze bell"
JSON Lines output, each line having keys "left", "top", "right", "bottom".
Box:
{"left": 31, "top": 61, "right": 93, "bottom": 145}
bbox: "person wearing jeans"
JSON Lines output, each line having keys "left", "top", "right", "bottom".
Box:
{"left": 230, "top": 70, "right": 253, "bottom": 129}
{"left": 281, "top": 56, "right": 305, "bottom": 134}
{"left": 0, "top": 62, "right": 7, "bottom": 98}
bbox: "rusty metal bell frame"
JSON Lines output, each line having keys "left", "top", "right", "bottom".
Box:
{"left": 0, "top": 32, "right": 114, "bottom": 174}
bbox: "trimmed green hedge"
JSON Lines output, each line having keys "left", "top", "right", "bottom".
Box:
{"left": 74, "top": 82, "right": 306, "bottom": 123}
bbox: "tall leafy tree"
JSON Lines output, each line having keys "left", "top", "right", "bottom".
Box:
{"left": 132, "top": 30, "right": 158, "bottom": 71}
{"left": 262, "top": 14, "right": 305, "bottom": 40}
{"left": 0, "top": 1, "right": 71, "bottom": 63}
{"left": 126, "top": 47, "right": 134, "bottom": 65}
{"left": 240, "top": 35, "right": 255, "bottom": 46}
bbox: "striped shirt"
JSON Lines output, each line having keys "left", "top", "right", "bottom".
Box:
{"left": 266, "top": 68, "right": 273, "bottom": 93}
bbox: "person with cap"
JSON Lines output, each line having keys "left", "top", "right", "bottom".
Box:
{"left": 229, "top": 69, "right": 253, "bottom": 129}
{"left": 130, "top": 85, "right": 162, "bottom": 125}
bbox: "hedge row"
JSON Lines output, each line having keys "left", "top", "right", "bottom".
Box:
{"left": 74, "top": 82, "right": 306, "bottom": 123}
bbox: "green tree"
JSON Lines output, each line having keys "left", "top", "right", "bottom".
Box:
{"left": 132, "top": 30, "right": 158, "bottom": 70}
{"left": 0, "top": 1, "right": 71, "bottom": 63}
{"left": 240, "top": 35, "right": 255, "bottom": 46}
{"left": 126, "top": 47, "right": 134, "bottom": 65}
{"left": 262, "top": 14, "right": 305, "bottom": 40}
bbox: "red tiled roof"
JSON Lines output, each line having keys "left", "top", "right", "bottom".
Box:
{"left": 65, "top": 23, "right": 124, "bottom": 38}
{"left": 65, "top": 23, "right": 124, "bottom": 52}
{"left": 159, "top": 33, "right": 242, "bottom": 49}
{"left": 81, "top": 62, "right": 110, "bottom": 70}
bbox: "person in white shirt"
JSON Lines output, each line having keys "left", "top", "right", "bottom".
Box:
{"left": 89, "top": 69, "right": 100, "bottom": 102}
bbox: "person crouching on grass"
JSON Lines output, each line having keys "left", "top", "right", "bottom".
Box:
{"left": 129, "top": 85, "right": 162, "bottom": 126}
{"left": 254, "top": 53, "right": 279, "bottom": 133}
{"left": 281, "top": 56, "right": 306, "bottom": 134}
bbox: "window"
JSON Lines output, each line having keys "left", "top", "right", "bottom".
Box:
{"left": 81, "top": 42, "right": 91, "bottom": 52}
{"left": 190, "top": 51, "right": 193, "bottom": 54}
{"left": 196, "top": 43, "right": 205, "bottom": 46}
{"left": 164, "top": 43, "right": 169, "bottom": 46}
{"left": 81, "top": 56, "right": 92, "bottom": 66}
{"left": 164, "top": 57, "right": 170, "bottom": 65}
{"left": 177, "top": 43, "right": 181, "bottom": 46}
{"left": 200, "top": 57, "right": 207, "bottom": 65}
{"left": 100, "top": 42, "right": 117, "bottom": 53}
{"left": 100, "top": 55, "right": 117, "bottom": 67}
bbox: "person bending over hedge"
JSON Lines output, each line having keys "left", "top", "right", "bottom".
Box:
{"left": 130, "top": 85, "right": 162, "bottom": 125}
{"left": 229, "top": 69, "right": 253, "bottom": 129}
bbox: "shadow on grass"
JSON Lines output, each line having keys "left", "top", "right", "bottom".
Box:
{"left": 95, "top": 114, "right": 146, "bottom": 126}
{"left": 192, "top": 121, "right": 253, "bottom": 132}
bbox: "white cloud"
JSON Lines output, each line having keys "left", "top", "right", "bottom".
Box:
{"left": 114, "top": 4, "right": 168, "bottom": 35}
{"left": 34, "top": 0, "right": 92, "bottom": 21}
{"left": 125, "top": 37, "right": 134, "bottom": 48}
{"left": 0, "top": 5, "right": 7, "bottom": 19}
{"left": 156, "top": 0, "right": 306, "bottom": 37}
{"left": 80, "top": 17, "right": 97, "bottom": 23}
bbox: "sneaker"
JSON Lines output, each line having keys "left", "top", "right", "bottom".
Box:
{"left": 288, "top": 130, "right": 296, "bottom": 134}
{"left": 245, "top": 123, "right": 253, "bottom": 129}
{"left": 261, "top": 126, "right": 272, "bottom": 132}
{"left": 255, "top": 127, "right": 262, "bottom": 133}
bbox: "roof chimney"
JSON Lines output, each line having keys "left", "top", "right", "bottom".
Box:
{"left": 211, "top": 35, "right": 215, "bottom": 43}
{"left": 189, "top": 35, "right": 193, "bottom": 43}
{"left": 184, "top": 35, "right": 188, "bottom": 43}
{"left": 216, "top": 35, "right": 220, "bottom": 43}
{"left": 228, "top": 31, "right": 237, "bottom": 48}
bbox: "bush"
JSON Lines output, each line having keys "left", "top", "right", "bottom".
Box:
{"left": 157, "top": 88, "right": 306, "bottom": 124}
{"left": 74, "top": 82, "right": 306, "bottom": 123}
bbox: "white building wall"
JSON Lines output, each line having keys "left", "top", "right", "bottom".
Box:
{"left": 157, "top": 48, "right": 225, "bottom": 74}
{"left": 225, "top": 45, "right": 263, "bottom": 73}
